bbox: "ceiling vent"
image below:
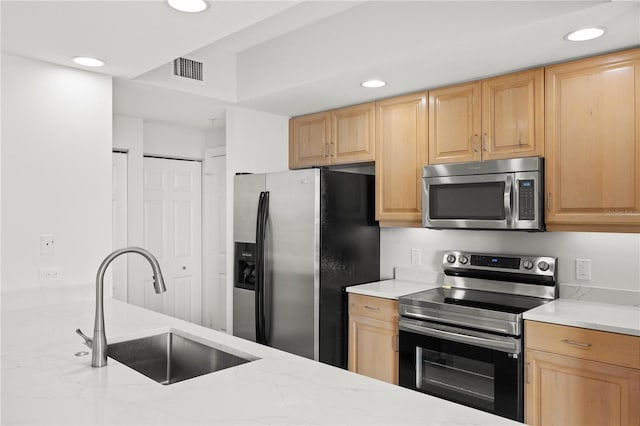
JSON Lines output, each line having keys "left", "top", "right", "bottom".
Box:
{"left": 172, "top": 57, "right": 204, "bottom": 82}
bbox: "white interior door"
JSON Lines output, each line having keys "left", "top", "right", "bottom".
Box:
{"left": 203, "top": 148, "right": 227, "bottom": 331}
{"left": 141, "top": 156, "right": 202, "bottom": 324}
{"left": 112, "top": 152, "right": 128, "bottom": 301}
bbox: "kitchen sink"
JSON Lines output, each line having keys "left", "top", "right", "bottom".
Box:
{"left": 108, "top": 331, "right": 256, "bottom": 385}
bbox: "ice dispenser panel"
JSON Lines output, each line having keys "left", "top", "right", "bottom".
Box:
{"left": 235, "top": 242, "right": 256, "bottom": 290}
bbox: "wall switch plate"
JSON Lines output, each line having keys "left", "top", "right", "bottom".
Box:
{"left": 39, "top": 267, "right": 62, "bottom": 282}
{"left": 411, "top": 248, "right": 421, "bottom": 265}
{"left": 40, "top": 234, "right": 55, "bottom": 255}
{"left": 576, "top": 258, "right": 591, "bottom": 281}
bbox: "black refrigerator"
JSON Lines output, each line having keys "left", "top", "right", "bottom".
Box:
{"left": 232, "top": 168, "right": 380, "bottom": 368}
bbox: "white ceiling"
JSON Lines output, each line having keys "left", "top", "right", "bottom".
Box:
{"left": 2, "top": 1, "right": 640, "bottom": 132}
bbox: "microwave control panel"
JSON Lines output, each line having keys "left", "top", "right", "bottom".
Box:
{"left": 518, "top": 179, "right": 535, "bottom": 220}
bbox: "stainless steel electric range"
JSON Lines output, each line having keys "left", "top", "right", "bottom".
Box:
{"left": 398, "top": 251, "right": 558, "bottom": 422}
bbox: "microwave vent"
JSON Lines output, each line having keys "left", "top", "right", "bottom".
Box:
{"left": 173, "top": 57, "right": 203, "bottom": 81}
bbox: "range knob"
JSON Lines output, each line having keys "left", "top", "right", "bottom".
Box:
{"left": 523, "top": 260, "right": 534, "bottom": 270}
{"left": 446, "top": 254, "right": 456, "bottom": 264}
{"left": 538, "top": 261, "right": 550, "bottom": 271}
{"left": 458, "top": 255, "right": 469, "bottom": 265}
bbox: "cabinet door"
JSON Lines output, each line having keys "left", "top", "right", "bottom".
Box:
{"left": 289, "top": 112, "right": 331, "bottom": 169}
{"left": 482, "top": 68, "right": 544, "bottom": 161}
{"left": 428, "top": 82, "right": 481, "bottom": 164}
{"left": 330, "top": 102, "right": 375, "bottom": 165}
{"left": 545, "top": 49, "right": 640, "bottom": 232}
{"left": 525, "top": 349, "right": 640, "bottom": 426}
{"left": 375, "top": 92, "right": 428, "bottom": 225}
{"left": 348, "top": 314, "right": 398, "bottom": 385}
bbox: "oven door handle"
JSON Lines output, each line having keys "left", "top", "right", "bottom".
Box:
{"left": 399, "top": 321, "right": 519, "bottom": 353}
{"left": 401, "top": 309, "right": 512, "bottom": 335}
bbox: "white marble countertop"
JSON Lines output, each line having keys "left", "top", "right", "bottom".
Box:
{"left": 524, "top": 299, "right": 640, "bottom": 336}
{"left": 1, "top": 291, "right": 518, "bottom": 425}
{"left": 346, "top": 279, "right": 439, "bottom": 300}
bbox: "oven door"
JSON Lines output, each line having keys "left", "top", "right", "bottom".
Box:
{"left": 399, "top": 318, "right": 523, "bottom": 422}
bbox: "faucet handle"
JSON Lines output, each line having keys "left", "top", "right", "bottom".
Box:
{"left": 75, "top": 328, "right": 92, "bottom": 349}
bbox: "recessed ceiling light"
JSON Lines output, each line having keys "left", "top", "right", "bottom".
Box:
{"left": 71, "top": 56, "right": 106, "bottom": 67}
{"left": 167, "top": 0, "right": 209, "bottom": 13}
{"left": 564, "top": 27, "right": 606, "bottom": 42}
{"left": 361, "top": 80, "right": 386, "bottom": 88}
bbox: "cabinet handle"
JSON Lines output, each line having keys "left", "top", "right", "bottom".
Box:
{"left": 473, "top": 134, "right": 479, "bottom": 152}
{"left": 482, "top": 133, "right": 488, "bottom": 151}
{"left": 364, "top": 305, "right": 380, "bottom": 311}
{"left": 393, "top": 334, "right": 399, "bottom": 352}
{"left": 525, "top": 362, "right": 530, "bottom": 384}
{"left": 561, "top": 339, "right": 592, "bottom": 348}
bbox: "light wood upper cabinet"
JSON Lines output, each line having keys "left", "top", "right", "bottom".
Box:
{"left": 429, "top": 69, "right": 544, "bottom": 164}
{"left": 429, "top": 82, "right": 481, "bottom": 164}
{"left": 375, "top": 92, "right": 428, "bottom": 226}
{"left": 525, "top": 321, "right": 640, "bottom": 426}
{"left": 545, "top": 49, "right": 640, "bottom": 233}
{"left": 330, "top": 103, "right": 375, "bottom": 165}
{"left": 289, "top": 103, "right": 375, "bottom": 169}
{"left": 482, "top": 69, "right": 544, "bottom": 160}
{"left": 289, "top": 111, "right": 331, "bottom": 169}
{"left": 348, "top": 293, "right": 399, "bottom": 385}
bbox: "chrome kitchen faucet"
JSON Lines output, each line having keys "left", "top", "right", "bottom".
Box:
{"left": 76, "top": 247, "right": 166, "bottom": 367}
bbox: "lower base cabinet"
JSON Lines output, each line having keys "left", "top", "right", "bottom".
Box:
{"left": 348, "top": 293, "right": 398, "bottom": 385}
{"left": 525, "top": 321, "right": 640, "bottom": 426}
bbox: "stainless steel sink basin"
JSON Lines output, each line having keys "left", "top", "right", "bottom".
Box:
{"left": 108, "top": 332, "right": 255, "bottom": 385}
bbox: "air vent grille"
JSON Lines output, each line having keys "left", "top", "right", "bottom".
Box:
{"left": 173, "top": 57, "right": 203, "bottom": 81}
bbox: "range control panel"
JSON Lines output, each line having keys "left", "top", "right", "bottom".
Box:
{"left": 442, "top": 250, "right": 557, "bottom": 277}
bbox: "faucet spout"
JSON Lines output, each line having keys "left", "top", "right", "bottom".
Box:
{"left": 90, "top": 247, "right": 166, "bottom": 367}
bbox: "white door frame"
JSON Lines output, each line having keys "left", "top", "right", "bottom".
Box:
{"left": 203, "top": 147, "right": 227, "bottom": 331}
{"left": 112, "top": 151, "right": 128, "bottom": 301}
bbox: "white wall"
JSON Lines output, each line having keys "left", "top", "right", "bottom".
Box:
{"left": 1, "top": 54, "right": 112, "bottom": 292}
{"left": 224, "top": 106, "right": 289, "bottom": 331}
{"left": 381, "top": 228, "right": 640, "bottom": 299}
{"left": 143, "top": 121, "right": 207, "bottom": 160}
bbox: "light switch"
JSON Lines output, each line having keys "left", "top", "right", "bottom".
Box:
{"left": 40, "top": 234, "right": 55, "bottom": 255}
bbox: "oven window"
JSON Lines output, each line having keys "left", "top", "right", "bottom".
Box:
{"left": 418, "top": 348, "right": 495, "bottom": 408}
{"left": 429, "top": 182, "right": 505, "bottom": 220}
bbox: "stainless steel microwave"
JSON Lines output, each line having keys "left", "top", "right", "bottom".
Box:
{"left": 422, "top": 157, "right": 544, "bottom": 231}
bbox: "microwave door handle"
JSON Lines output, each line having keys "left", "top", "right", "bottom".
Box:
{"left": 504, "top": 175, "right": 513, "bottom": 227}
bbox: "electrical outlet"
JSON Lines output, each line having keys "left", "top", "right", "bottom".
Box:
{"left": 39, "top": 267, "right": 62, "bottom": 282}
{"left": 576, "top": 258, "right": 591, "bottom": 281}
{"left": 40, "top": 234, "right": 55, "bottom": 255}
{"left": 411, "top": 248, "right": 421, "bottom": 265}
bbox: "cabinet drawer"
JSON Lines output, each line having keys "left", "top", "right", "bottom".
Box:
{"left": 349, "top": 293, "right": 398, "bottom": 323}
{"left": 525, "top": 320, "right": 640, "bottom": 369}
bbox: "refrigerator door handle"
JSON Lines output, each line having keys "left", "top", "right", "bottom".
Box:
{"left": 254, "top": 192, "right": 265, "bottom": 344}
{"left": 260, "top": 191, "right": 270, "bottom": 344}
